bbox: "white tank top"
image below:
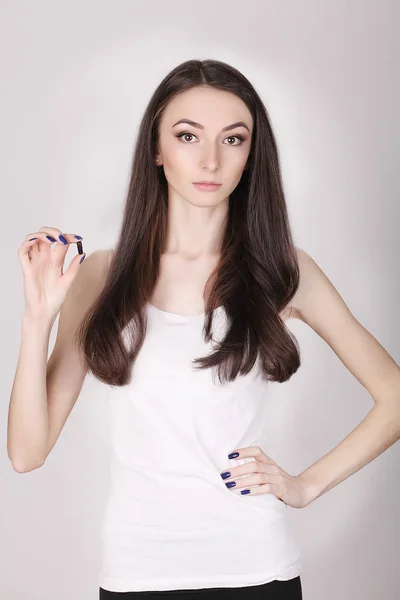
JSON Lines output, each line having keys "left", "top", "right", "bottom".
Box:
{"left": 98, "top": 303, "right": 302, "bottom": 593}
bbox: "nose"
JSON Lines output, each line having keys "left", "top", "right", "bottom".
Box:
{"left": 200, "top": 142, "right": 220, "bottom": 171}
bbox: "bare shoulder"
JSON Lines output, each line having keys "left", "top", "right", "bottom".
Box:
{"left": 289, "top": 245, "right": 354, "bottom": 332}
{"left": 277, "top": 246, "right": 303, "bottom": 322}
{"left": 94, "top": 247, "right": 114, "bottom": 277}
{"left": 73, "top": 247, "right": 113, "bottom": 297}
{"left": 105, "top": 247, "right": 114, "bottom": 271}
{"left": 279, "top": 246, "right": 325, "bottom": 322}
{"left": 286, "top": 246, "right": 327, "bottom": 322}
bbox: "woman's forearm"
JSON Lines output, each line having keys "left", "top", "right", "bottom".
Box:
{"left": 7, "top": 312, "right": 55, "bottom": 472}
{"left": 299, "top": 400, "right": 400, "bottom": 505}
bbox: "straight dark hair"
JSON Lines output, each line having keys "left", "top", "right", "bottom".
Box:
{"left": 77, "top": 58, "right": 301, "bottom": 387}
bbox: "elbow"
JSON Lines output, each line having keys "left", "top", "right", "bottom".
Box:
{"left": 10, "top": 457, "right": 45, "bottom": 473}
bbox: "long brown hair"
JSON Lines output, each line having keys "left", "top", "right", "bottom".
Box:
{"left": 76, "top": 59, "right": 301, "bottom": 387}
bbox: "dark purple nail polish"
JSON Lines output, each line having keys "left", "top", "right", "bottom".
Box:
{"left": 46, "top": 236, "right": 57, "bottom": 243}
{"left": 228, "top": 452, "right": 239, "bottom": 459}
{"left": 79, "top": 253, "right": 86, "bottom": 264}
{"left": 220, "top": 472, "right": 231, "bottom": 480}
{"left": 28, "top": 237, "right": 37, "bottom": 241}
{"left": 241, "top": 489, "right": 251, "bottom": 495}
{"left": 226, "top": 481, "right": 236, "bottom": 488}
{"left": 74, "top": 235, "right": 83, "bottom": 240}
{"left": 59, "top": 235, "right": 68, "bottom": 245}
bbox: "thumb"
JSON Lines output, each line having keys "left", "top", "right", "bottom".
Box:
{"left": 62, "top": 252, "right": 86, "bottom": 287}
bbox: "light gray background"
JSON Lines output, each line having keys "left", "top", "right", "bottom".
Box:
{"left": 1, "top": 1, "right": 399, "bottom": 598}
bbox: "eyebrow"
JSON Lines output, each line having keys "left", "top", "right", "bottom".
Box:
{"left": 172, "top": 119, "right": 250, "bottom": 133}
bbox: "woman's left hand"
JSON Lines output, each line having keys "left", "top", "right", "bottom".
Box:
{"left": 219, "top": 445, "right": 314, "bottom": 509}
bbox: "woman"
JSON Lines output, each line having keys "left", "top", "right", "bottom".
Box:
{"left": 11, "top": 59, "right": 400, "bottom": 599}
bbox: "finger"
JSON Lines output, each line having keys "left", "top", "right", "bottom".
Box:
{"left": 254, "top": 481, "right": 286, "bottom": 500}
{"left": 23, "top": 231, "right": 61, "bottom": 253}
{"left": 58, "top": 233, "right": 84, "bottom": 242}
{"left": 18, "top": 234, "right": 56, "bottom": 266}
{"left": 233, "top": 480, "right": 285, "bottom": 499}
{"left": 220, "top": 462, "right": 280, "bottom": 480}
{"left": 61, "top": 251, "right": 87, "bottom": 286}
{"left": 38, "top": 228, "right": 84, "bottom": 248}
{"left": 36, "top": 227, "right": 83, "bottom": 252}
{"left": 225, "top": 472, "right": 284, "bottom": 490}
{"left": 37, "top": 226, "right": 68, "bottom": 252}
{"left": 20, "top": 231, "right": 83, "bottom": 262}
{"left": 221, "top": 463, "right": 283, "bottom": 483}
{"left": 49, "top": 233, "right": 85, "bottom": 264}
{"left": 54, "top": 233, "right": 84, "bottom": 249}
{"left": 227, "top": 446, "right": 276, "bottom": 465}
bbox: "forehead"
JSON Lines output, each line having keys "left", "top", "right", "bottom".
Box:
{"left": 160, "top": 86, "right": 253, "bottom": 132}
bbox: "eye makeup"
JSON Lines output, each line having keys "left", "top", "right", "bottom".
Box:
{"left": 174, "top": 131, "right": 246, "bottom": 145}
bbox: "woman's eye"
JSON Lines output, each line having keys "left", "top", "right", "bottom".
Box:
{"left": 177, "top": 132, "right": 197, "bottom": 143}
{"left": 224, "top": 136, "right": 244, "bottom": 146}
{"left": 175, "top": 132, "right": 244, "bottom": 145}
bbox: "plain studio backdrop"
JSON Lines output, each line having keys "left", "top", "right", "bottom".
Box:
{"left": 1, "top": 1, "right": 399, "bottom": 599}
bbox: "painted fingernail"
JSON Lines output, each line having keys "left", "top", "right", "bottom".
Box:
{"left": 240, "top": 489, "right": 251, "bottom": 495}
{"left": 226, "top": 481, "right": 236, "bottom": 488}
{"left": 228, "top": 452, "right": 239, "bottom": 459}
{"left": 74, "top": 235, "right": 83, "bottom": 240}
{"left": 46, "top": 236, "right": 57, "bottom": 242}
{"left": 28, "top": 237, "right": 37, "bottom": 241}
{"left": 59, "top": 235, "right": 68, "bottom": 245}
{"left": 220, "top": 472, "right": 231, "bottom": 480}
{"left": 79, "top": 253, "right": 86, "bottom": 264}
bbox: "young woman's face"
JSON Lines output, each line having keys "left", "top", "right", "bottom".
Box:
{"left": 156, "top": 86, "right": 253, "bottom": 207}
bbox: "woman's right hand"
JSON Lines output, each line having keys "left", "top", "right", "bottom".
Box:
{"left": 17, "top": 226, "right": 86, "bottom": 321}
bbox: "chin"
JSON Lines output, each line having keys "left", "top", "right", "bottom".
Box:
{"left": 188, "top": 194, "right": 228, "bottom": 207}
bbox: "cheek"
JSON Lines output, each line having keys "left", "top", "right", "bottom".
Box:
{"left": 222, "top": 146, "right": 248, "bottom": 170}
{"left": 230, "top": 156, "right": 248, "bottom": 179}
{"left": 163, "top": 159, "right": 188, "bottom": 183}
{"left": 162, "top": 157, "right": 192, "bottom": 191}
{"left": 163, "top": 143, "right": 192, "bottom": 170}
{"left": 234, "top": 150, "right": 249, "bottom": 169}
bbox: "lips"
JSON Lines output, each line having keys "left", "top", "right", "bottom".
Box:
{"left": 193, "top": 181, "right": 222, "bottom": 184}
{"left": 192, "top": 182, "right": 222, "bottom": 191}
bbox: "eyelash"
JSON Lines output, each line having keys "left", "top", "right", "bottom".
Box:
{"left": 175, "top": 132, "right": 246, "bottom": 146}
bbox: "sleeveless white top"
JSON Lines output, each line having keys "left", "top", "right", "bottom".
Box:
{"left": 98, "top": 303, "right": 302, "bottom": 593}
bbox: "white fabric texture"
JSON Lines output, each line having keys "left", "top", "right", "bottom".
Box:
{"left": 98, "top": 303, "right": 302, "bottom": 592}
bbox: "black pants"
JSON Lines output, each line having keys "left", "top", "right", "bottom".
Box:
{"left": 99, "top": 576, "right": 302, "bottom": 599}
